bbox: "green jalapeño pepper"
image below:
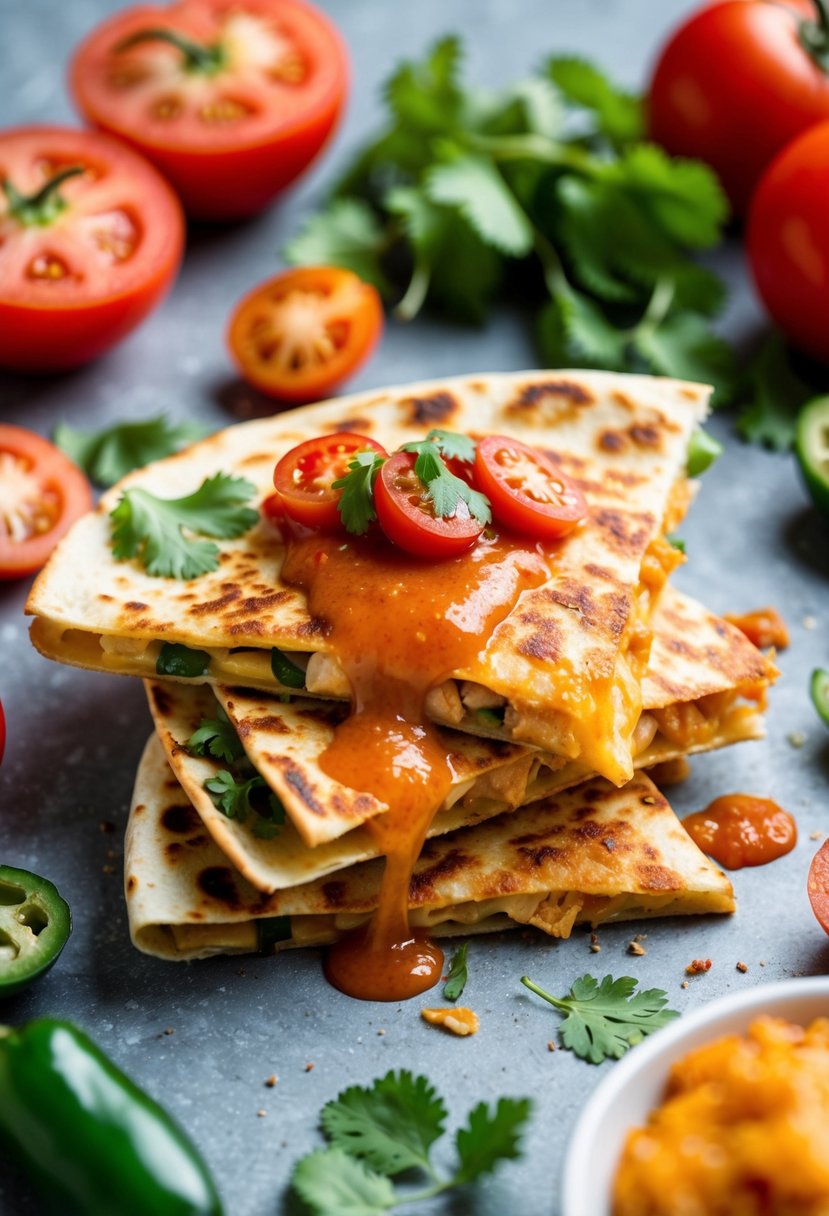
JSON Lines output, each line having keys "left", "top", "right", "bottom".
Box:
{"left": 0, "top": 865, "right": 71, "bottom": 996}
{"left": 0, "top": 1018, "right": 224, "bottom": 1216}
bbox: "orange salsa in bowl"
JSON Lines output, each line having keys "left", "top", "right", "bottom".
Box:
{"left": 613, "top": 1016, "right": 829, "bottom": 1215}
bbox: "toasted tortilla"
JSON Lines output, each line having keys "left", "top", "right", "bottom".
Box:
{"left": 125, "top": 735, "right": 734, "bottom": 962}
{"left": 144, "top": 586, "right": 771, "bottom": 894}
{"left": 28, "top": 370, "right": 709, "bottom": 786}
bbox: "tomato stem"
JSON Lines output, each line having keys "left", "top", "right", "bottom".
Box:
{"left": 115, "top": 27, "right": 226, "bottom": 75}
{"left": 2, "top": 165, "right": 86, "bottom": 227}
{"left": 800, "top": 2, "right": 829, "bottom": 71}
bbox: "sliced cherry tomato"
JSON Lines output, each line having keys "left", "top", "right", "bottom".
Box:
{"left": 648, "top": 0, "right": 829, "bottom": 216}
{"left": 0, "top": 127, "right": 183, "bottom": 372}
{"left": 747, "top": 121, "right": 829, "bottom": 361}
{"left": 473, "top": 436, "right": 587, "bottom": 540}
{"left": 0, "top": 425, "right": 93, "bottom": 580}
{"left": 70, "top": 0, "right": 349, "bottom": 220}
{"left": 228, "top": 266, "right": 383, "bottom": 403}
{"left": 808, "top": 838, "right": 829, "bottom": 936}
{"left": 273, "top": 432, "right": 386, "bottom": 529}
{"left": 374, "top": 451, "right": 484, "bottom": 560}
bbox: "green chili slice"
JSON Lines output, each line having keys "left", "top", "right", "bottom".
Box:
{"left": 271, "top": 648, "right": 306, "bottom": 689}
{"left": 0, "top": 866, "right": 71, "bottom": 997}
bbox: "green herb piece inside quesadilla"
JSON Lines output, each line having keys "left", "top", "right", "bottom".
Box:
{"left": 156, "top": 643, "right": 211, "bottom": 678}
{"left": 271, "top": 648, "right": 306, "bottom": 689}
{"left": 186, "top": 707, "right": 245, "bottom": 763}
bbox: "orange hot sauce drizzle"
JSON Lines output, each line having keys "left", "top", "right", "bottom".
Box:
{"left": 280, "top": 530, "right": 549, "bottom": 1001}
{"left": 683, "top": 794, "right": 797, "bottom": 870}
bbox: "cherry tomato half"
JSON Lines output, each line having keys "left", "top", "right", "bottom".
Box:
{"left": 273, "top": 432, "right": 386, "bottom": 529}
{"left": 374, "top": 451, "right": 484, "bottom": 560}
{"left": 0, "top": 425, "right": 93, "bottom": 580}
{"left": 70, "top": 0, "right": 349, "bottom": 220}
{"left": 648, "top": 0, "right": 829, "bottom": 216}
{"left": 473, "top": 436, "right": 587, "bottom": 540}
{"left": 808, "top": 838, "right": 829, "bottom": 936}
{"left": 0, "top": 127, "right": 184, "bottom": 372}
{"left": 747, "top": 121, "right": 829, "bottom": 361}
{"left": 228, "top": 266, "right": 383, "bottom": 403}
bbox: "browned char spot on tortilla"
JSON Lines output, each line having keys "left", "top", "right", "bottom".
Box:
{"left": 236, "top": 713, "right": 290, "bottom": 738}
{"left": 198, "top": 866, "right": 241, "bottom": 907}
{"left": 151, "top": 685, "right": 173, "bottom": 716}
{"left": 328, "top": 416, "right": 372, "bottom": 433}
{"left": 268, "top": 757, "right": 332, "bottom": 818}
{"left": 126, "top": 875, "right": 137, "bottom": 893}
{"left": 517, "top": 843, "right": 566, "bottom": 867}
{"left": 592, "top": 508, "right": 653, "bottom": 558}
{"left": 321, "top": 880, "right": 347, "bottom": 909}
{"left": 401, "top": 390, "right": 459, "bottom": 426}
{"left": 123, "top": 600, "right": 148, "bottom": 612}
{"left": 504, "top": 379, "right": 594, "bottom": 425}
{"left": 516, "top": 611, "right": 563, "bottom": 662}
{"left": 296, "top": 616, "right": 331, "bottom": 639}
{"left": 598, "top": 430, "right": 627, "bottom": 453}
{"left": 629, "top": 423, "right": 662, "bottom": 450}
{"left": 636, "top": 862, "right": 682, "bottom": 891}
{"left": 408, "top": 848, "right": 470, "bottom": 901}
{"left": 162, "top": 803, "right": 202, "bottom": 834}
{"left": 188, "top": 586, "right": 242, "bottom": 616}
{"left": 166, "top": 842, "right": 185, "bottom": 861}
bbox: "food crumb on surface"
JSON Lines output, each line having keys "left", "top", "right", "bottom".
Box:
{"left": 590, "top": 932, "right": 601, "bottom": 953}
{"left": 264, "top": 1075, "right": 277, "bottom": 1088}
{"left": 304, "top": 1062, "right": 315, "bottom": 1072}
{"left": 788, "top": 732, "right": 807, "bottom": 748}
{"left": 760, "top": 960, "right": 767, "bottom": 967}
{"left": 811, "top": 831, "right": 824, "bottom": 841}
{"left": 628, "top": 941, "right": 646, "bottom": 956}
{"left": 256, "top": 1109, "right": 267, "bottom": 1118}
{"left": 547, "top": 1040, "right": 557, "bottom": 1052}
{"left": 421, "top": 1007, "right": 479, "bottom": 1037}
{"left": 736, "top": 961, "right": 749, "bottom": 973}
{"left": 681, "top": 981, "right": 689, "bottom": 989}
{"left": 377, "top": 1028, "right": 385, "bottom": 1036}
{"left": 163, "top": 1027, "right": 174, "bottom": 1036}
{"left": 685, "top": 959, "right": 712, "bottom": 976}
{"left": 804, "top": 615, "right": 817, "bottom": 629}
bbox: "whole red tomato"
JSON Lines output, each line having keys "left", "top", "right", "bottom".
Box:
{"left": 747, "top": 120, "right": 829, "bottom": 360}
{"left": 0, "top": 127, "right": 184, "bottom": 371}
{"left": 648, "top": 0, "right": 829, "bottom": 215}
{"left": 70, "top": 0, "right": 349, "bottom": 220}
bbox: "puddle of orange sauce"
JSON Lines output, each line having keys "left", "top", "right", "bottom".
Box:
{"left": 683, "top": 794, "right": 796, "bottom": 870}
{"left": 280, "top": 527, "right": 549, "bottom": 1001}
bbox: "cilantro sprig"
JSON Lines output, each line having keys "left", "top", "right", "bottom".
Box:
{"left": 110, "top": 473, "right": 258, "bottom": 579}
{"left": 286, "top": 38, "right": 735, "bottom": 399}
{"left": 521, "top": 973, "right": 679, "bottom": 1064}
{"left": 55, "top": 414, "right": 207, "bottom": 487}
{"left": 334, "top": 429, "right": 491, "bottom": 536}
{"left": 442, "top": 943, "right": 469, "bottom": 1001}
{"left": 188, "top": 706, "right": 285, "bottom": 839}
{"left": 291, "top": 1070, "right": 531, "bottom": 1215}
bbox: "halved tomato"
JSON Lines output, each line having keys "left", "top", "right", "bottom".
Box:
{"left": 228, "top": 266, "right": 383, "bottom": 403}
{"left": 473, "top": 436, "right": 587, "bottom": 540}
{"left": 374, "top": 451, "right": 484, "bottom": 559}
{"left": 808, "top": 839, "right": 829, "bottom": 937}
{"left": 273, "top": 432, "right": 385, "bottom": 529}
{"left": 0, "top": 425, "right": 93, "bottom": 579}
{"left": 70, "top": 0, "right": 349, "bottom": 219}
{"left": 0, "top": 127, "right": 184, "bottom": 371}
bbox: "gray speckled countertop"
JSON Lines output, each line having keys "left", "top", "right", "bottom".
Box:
{"left": 1, "top": 1, "right": 828, "bottom": 1214}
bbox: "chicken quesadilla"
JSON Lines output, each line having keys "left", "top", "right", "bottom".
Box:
{"left": 126, "top": 735, "right": 735, "bottom": 963}
{"left": 27, "top": 369, "right": 708, "bottom": 787}
{"left": 145, "top": 586, "right": 773, "bottom": 894}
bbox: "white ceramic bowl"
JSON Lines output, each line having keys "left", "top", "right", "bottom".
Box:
{"left": 561, "top": 976, "right": 829, "bottom": 1216}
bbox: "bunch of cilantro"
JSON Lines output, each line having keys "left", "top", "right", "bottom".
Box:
{"left": 287, "top": 39, "right": 735, "bottom": 400}
{"left": 292, "top": 1070, "right": 531, "bottom": 1215}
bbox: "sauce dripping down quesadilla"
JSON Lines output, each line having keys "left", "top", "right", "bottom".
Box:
{"left": 279, "top": 527, "right": 549, "bottom": 1000}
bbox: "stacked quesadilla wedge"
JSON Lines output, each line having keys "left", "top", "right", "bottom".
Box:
{"left": 25, "top": 370, "right": 775, "bottom": 983}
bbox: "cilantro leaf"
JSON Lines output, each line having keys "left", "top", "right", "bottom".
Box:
{"left": 538, "top": 290, "right": 629, "bottom": 371}
{"left": 613, "top": 144, "right": 729, "bottom": 249}
{"left": 187, "top": 707, "right": 245, "bottom": 764}
{"left": 423, "top": 429, "right": 476, "bottom": 463}
{"left": 284, "top": 198, "right": 393, "bottom": 296}
{"left": 110, "top": 473, "right": 258, "bottom": 579}
{"left": 522, "top": 973, "right": 680, "bottom": 1064}
{"left": 204, "top": 770, "right": 284, "bottom": 832}
{"left": 453, "top": 1097, "right": 531, "bottom": 1184}
{"left": 737, "top": 334, "right": 815, "bottom": 450}
{"left": 292, "top": 1149, "right": 395, "bottom": 1216}
{"left": 634, "top": 311, "right": 736, "bottom": 402}
{"left": 333, "top": 450, "right": 386, "bottom": 536}
{"left": 443, "top": 943, "right": 469, "bottom": 1001}
{"left": 384, "top": 35, "right": 464, "bottom": 136}
{"left": 402, "top": 441, "right": 491, "bottom": 525}
{"left": 425, "top": 153, "right": 534, "bottom": 257}
{"left": 321, "top": 1070, "right": 446, "bottom": 1176}
{"left": 547, "top": 56, "right": 642, "bottom": 146}
{"left": 54, "top": 415, "right": 207, "bottom": 488}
